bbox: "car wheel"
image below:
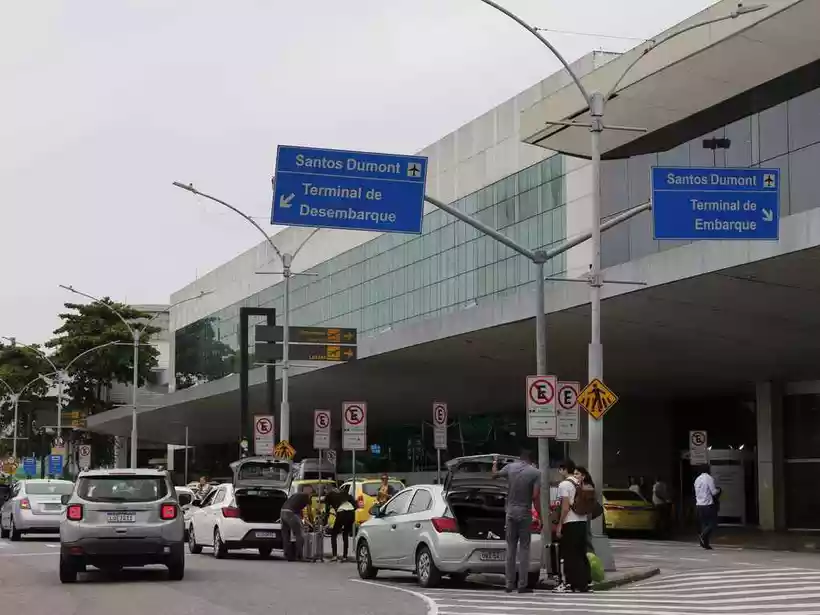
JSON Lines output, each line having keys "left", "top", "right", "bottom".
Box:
{"left": 167, "top": 549, "right": 185, "bottom": 581}
{"left": 258, "top": 547, "right": 272, "bottom": 559}
{"left": 449, "top": 572, "right": 468, "bottom": 585}
{"left": 59, "top": 555, "right": 78, "bottom": 584}
{"left": 416, "top": 545, "right": 441, "bottom": 588}
{"left": 213, "top": 528, "right": 228, "bottom": 559}
{"left": 9, "top": 517, "right": 21, "bottom": 542}
{"left": 356, "top": 540, "right": 378, "bottom": 579}
{"left": 188, "top": 525, "right": 202, "bottom": 554}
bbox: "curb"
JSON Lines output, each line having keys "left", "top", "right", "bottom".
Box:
{"left": 593, "top": 566, "right": 661, "bottom": 591}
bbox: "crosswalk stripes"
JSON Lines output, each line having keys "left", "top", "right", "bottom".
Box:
{"left": 404, "top": 568, "right": 820, "bottom": 615}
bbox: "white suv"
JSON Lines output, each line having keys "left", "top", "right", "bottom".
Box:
{"left": 59, "top": 469, "right": 185, "bottom": 583}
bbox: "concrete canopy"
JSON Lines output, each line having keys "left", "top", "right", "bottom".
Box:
{"left": 520, "top": 0, "right": 820, "bottom": 159}
{"left": 87, "top": 205, "right": 820, "bottom": 447}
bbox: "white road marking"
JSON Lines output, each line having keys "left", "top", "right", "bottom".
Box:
{"left": 353, "top": 579, "right": 438, "bottom": 615}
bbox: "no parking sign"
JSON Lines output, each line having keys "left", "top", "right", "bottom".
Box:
{"left": 342, "top": 402, "right": 367, "bottom": 451}
{"left": 433, "top": 402, "right": 447, "bottom": 450}
{"left": 314, "top": 410, "right": 331, "bottom": 450}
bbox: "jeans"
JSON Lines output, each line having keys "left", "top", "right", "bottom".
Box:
{"left": 505, "top": 515, "right": 532, "bottom": 589}
{"left": 281, "top": 510, "right": 304, "bottom": 560}
{"left": 560, "top": 521, "right": 591, "bottom": 591}
{"left": 331, "top": 509, "right": 355, "bottom": 558}
{"left": 697, "top": 504, "right": 718, "bottom": 547}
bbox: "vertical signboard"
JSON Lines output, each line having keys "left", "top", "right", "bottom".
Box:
{"left": 313, "top": 410, "right": 331, "bottom": 450}
{"left": 526, "top": 375, "right": 557, "bottom": 438}
{"left": 48, "top": 454, "right": 63, "bottom": 477}
{"left": 556, "top": 382, "right": 580, "bottom": 442}
{"left": 690, "top": 430, "right": 708, "bottom": 466}
{"left": 254, "top": 415, "right": 275, "bottom": 456}
{"left": 78, "top": 444, "right": 92, "bottom": 471}
{"left": 433, "top": 402, "right": 448, "bottom": 450}
{"left": 342, "top": 402, "right": 367, "bottom": 451}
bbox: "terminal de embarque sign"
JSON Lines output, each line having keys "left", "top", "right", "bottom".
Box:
{"left": 272, "top": 145, "right": 427, "bottom": 234}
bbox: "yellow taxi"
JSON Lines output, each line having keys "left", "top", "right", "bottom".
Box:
{"left": 602, "top": 488, "right": 658, "bottom": 533}
{"left": 289, "top": 479, "right": 337, "bottom": 525}
{"left": 339, "top": 477, "right": 405, "bottom": 526}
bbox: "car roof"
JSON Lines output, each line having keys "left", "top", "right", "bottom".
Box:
{"left": 78, "top": 468, "right": 168, "bottom": 478}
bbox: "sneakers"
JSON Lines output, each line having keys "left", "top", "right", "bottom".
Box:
{"left": 552, "top": 583, "right": 571, "bottom": 593}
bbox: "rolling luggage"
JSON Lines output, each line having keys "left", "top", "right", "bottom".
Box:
{"left": 547, "top": 542, "right": 563, "bottom": 583}
{"left": 302, "top": 529, "right": 324, "bottom": 562}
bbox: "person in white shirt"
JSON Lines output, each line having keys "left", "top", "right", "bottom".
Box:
{"left": 694, "top": 467, "right": 720, "bottom": 550}
{"left": 555, "top": 460, "right": 591, "bottom": 593}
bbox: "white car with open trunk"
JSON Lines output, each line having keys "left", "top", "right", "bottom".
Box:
{"left": 187, "top": 457, "right": 291, "bottom": 558}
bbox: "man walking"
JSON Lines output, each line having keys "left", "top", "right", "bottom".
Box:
{"left": 694, "top": 466, "right": 720, "bottom": 549}
{"left": 493, "top": 450, "right": 541, "bottom": 594}
{"left": 555, "top": 460, "right": 591, "bottom": 593}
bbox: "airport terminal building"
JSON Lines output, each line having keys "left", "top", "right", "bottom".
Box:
{"left": 91, "top": 0, "right": 820, "bottom": 531}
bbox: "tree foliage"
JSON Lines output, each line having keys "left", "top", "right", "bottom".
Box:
{"left": 45, "top": 300, "right": 161, "bottom": 414}
{"left": 0, "top": 343, "right": 53, "bottom": 442}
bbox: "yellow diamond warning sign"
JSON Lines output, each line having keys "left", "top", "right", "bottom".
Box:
{"left": 274, "top": 440, "right": 296, "bottom": 459}
{"left": 578, "top": 378, "right": 618, "bottom": 420}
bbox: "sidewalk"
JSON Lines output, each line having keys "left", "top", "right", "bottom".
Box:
{"left": 675, "top": 527, "right": 820, "bottom": 552}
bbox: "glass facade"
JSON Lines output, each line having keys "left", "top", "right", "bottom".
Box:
{"left": 175, "top": 155, "right": 568, "bottom": 389}
{"left": 600, "top": 85, "right": 820, "bottom": 268}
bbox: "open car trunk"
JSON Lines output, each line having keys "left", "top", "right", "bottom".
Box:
{"left": 444, "top": 454, "right": 518, "bottom": 541}
{"left": 235, "top": 487, "right": 288, "bottom": 524}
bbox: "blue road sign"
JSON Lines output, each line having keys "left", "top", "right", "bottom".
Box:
{"left": 652, "top": 167, "right": 780, "bottom": 240}
{"left": 48, "top": 454, "right": 63, "bottom": 476}
{"left": 272, "top": 145, "right": 427, "bottom": 234}
{"left": 22, "top": 457, "right": 36, "bottom": 476}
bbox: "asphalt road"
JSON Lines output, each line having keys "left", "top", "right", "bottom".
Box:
{"left": 5, "top": 535, "right": 820, "bottom": 615}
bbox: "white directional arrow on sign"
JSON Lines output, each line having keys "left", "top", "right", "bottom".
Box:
{"left": 280, "top": 193, "right": 295, "bottom": 209}
{"left": 762, "top": 209, "right": 774, "bottom": 222}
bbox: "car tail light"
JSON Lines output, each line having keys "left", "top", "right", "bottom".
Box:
{"left": 67, "top": 504, "right": 83, "bottom": 521}
{"left": 160, "top": 504, "right": 178, "bottom": 520}
{"left": 221, "top": 506, "right": 241, "bottom": 518}
{"left": 19, "top": 498, "right": 31, "bottom": 510}
{"left": 431, "top": 517, "right": 458, "bottom": 533}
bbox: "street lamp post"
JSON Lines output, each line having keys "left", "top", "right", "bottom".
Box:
{"left": 0, "top": 374, "right": 51, "bottom": 459}
{"left": 171, "top": 181, "right": 318, "bottom": 444}
{"left": 476, "top": 0, "right": 767, "bottom": 540}
{"left": 58, "top": 287, "right": 212, "bottom": 469}
{"left": 2, "top": 338, "right": 64, "bottom": 437}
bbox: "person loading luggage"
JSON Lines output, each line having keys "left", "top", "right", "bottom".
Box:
{"left": 281, "top": 484, "right": 314, "bottom": 561}
{"left": 325, "top": 487, "right": 357, "bottom": 562}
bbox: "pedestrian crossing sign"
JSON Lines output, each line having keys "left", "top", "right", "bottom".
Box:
{"left": 274, "top": 440, "right": 296, "bottom": 459}
{"left": 578, "top": 378, "right": 618, "bottom": 420}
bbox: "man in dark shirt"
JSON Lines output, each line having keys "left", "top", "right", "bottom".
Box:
{"left": 281, "top": 485, "right": 313, "bottom": 561}
{"left": 325, "top": 488, "right": 357, "bottom": 561}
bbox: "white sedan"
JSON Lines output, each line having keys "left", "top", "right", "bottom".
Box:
{"left": 355, "top": 456, "right": 542, "bottom": 588}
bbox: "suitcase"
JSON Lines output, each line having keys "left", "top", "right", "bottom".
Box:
{"left": 302, "top": 529, "right": 324, "bottom": 562}
{"left": 547, "top": 542, "right": 563, "bottom": 582}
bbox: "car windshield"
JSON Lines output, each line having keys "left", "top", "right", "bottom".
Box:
{"left": 237, "top": 462, "right": 290, "bottom": 482}
{"left": 25, "top": 482, "right": 74, "bottom": 496}
{"left": 362, "top": 481, "right": 403, "bottom": 497}
{"left": 603, "top": 490, "right": 647, "bottom": 502}
{"left": 77, "top": 476, "right": 168, "bottom": 502}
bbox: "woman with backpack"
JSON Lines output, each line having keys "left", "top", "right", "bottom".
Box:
{"left": 555, "top": 460, "right": 595, "bottom": 593}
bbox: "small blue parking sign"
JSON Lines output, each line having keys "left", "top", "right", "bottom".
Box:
{"left": 48, "top": 454, "right": 63, "bottom": 476}
{"left": 22, "top": 457, "right": 36, "bottom": 477}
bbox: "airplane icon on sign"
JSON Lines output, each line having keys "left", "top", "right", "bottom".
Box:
{"left": 763, "top": 173, "right": 776, "bottom": 188}
{"left": 407, "top": 162, "right": 422, "bottom": 178}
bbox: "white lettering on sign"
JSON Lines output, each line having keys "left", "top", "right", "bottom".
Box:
{"left": 298, "top": 204, "right": 397, "bottom": 225}
{"left": 666, "top": 172, "right": 758, "bottom": 187}
{"left": 293, "top": 154, "right": 404, "bottom": 176}
{"left": 694, "top": 218, "right": 757, "bottom": 232}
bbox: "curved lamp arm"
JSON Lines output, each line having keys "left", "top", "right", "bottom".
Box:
{"left": 1, "top": 337, "right": 59, "bottom": 376}
{"left": 58, "top": 286, "right": 135, "bottom": 336}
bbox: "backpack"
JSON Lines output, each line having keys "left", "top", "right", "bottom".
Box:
{"left": 569, "top": 478, "right": 598, "bottom": 517}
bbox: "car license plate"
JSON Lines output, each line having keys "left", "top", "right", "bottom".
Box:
{"left": 44, "top": 503, "right": 61, "bottom": 510}
{"left": 107, "top": 512, "right": 136, "bottom": 523}
{"left": 479, "top": 550, "right": 505, "bottom": 562}
{"left": 256, "top": 531, "right": 277, "bottom": 539}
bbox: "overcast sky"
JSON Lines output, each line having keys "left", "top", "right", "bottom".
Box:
{"left": 1, "top": 0, "right": 718, "bottom": 345}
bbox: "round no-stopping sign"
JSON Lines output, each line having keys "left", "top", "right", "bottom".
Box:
{"left": 344, "top": 404, "right": 365, "bottom": 426}
{"left": 79, "top": 445, "right": 91, "bottom": 457}
{"left": 255, "top": 416, "right": 273, "bottom": 435}
{"left": 691, "top": 431, "right": 706, "bottom": 447}
{"left": 557, "top": 383, "right": 579, "bottom": 410}
{"left": 315, "top": 410, "right": 330, "bottom": 430}
{"left": 433, "top": 403, "right": 447, "bottom": 427}
{"left": 529, "top": 378, "right": 555, "bottom": 406}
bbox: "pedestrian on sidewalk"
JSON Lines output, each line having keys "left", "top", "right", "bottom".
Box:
{"left": 325, "top": 487, "right": 356, "bottom": 562}
{"left": 555, "top": 460, "right": 592, "bottom": 593}
{"left": 652, "top": 476, "right": 673, "bottom": 536}
{"left": 492, "top": 449, "right": 541, "bottom": 594}
{"left": 694, "top": 466, "right": 720, "bottom": 550}
{"left": 281, "top": 484, "right": 314, "bottom": 561}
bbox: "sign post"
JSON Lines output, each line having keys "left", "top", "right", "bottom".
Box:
{"left": 78, "top": 444, "right": 92, "bottom": 471}
{"left": 432, "top": 402, "right": 448, "bottom": 485}
{"left": 526, "top": 376, "right": 557, "bottom": 438}
{"left": 253, "top": 415, "right": 275, "bottom": 456}
{"left": 690, "top": 430, "right": 708, "bottom": 466}
{"left": 342, "top": 402, "right": 367, "bottom": 509}
{"left": 556, "top": 382, "right": 580, "bottom": 443}
{"left": 272, "top": 145, "right": 427, "bottom": 234}
{"left": 652, "top": 167, "right": 780, "bottom": 240}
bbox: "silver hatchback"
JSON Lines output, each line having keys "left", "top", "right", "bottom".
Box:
{"left": 1, "top": 479, "right": 74, "bottom": 539}
{"left": 59, "top": 468, "right": 185, "bottom": 583}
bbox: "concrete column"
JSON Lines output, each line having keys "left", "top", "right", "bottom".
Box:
{"left": 114, "top": 437, "right": 128, "bottom": 469}
{"left": 756, "top": 382, "right": 785, "bottom": 531}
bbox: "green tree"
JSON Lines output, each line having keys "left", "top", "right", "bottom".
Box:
{"left": 0, "top": 343, "right": 52, "bottom": 456}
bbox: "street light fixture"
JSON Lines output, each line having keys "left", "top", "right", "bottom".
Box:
{"left": 171, "top": 181, "right": 318, "bottom": 445}
{"left": 0, "top": 374, "right": 53, "bottom": 459}
{"left": 57, "top": 287, "right": 212, "bottom": 469}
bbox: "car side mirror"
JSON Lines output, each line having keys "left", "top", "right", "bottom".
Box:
{"left": 60, "top": 494, "right": 71, "bottom": 505}
{"left": 369, "top": 504, "right": 382, "bottom": 517}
